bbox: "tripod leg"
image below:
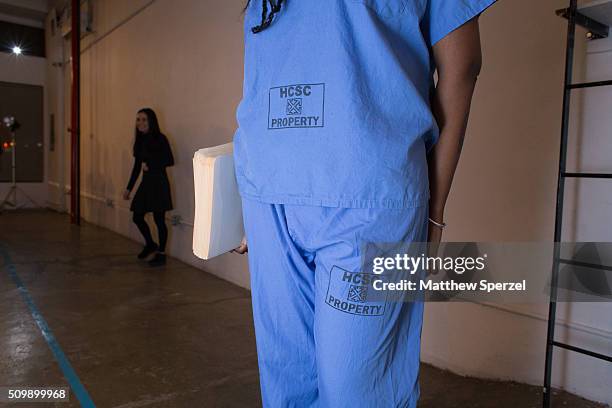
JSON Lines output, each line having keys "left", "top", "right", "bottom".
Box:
{"left": 15, "top": 186, "right": 40, "bottom": 209}
{"left": 0, "top": 186, "right": 17, "bottom": 212}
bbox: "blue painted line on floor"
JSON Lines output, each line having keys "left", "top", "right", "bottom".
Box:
{"left": 0, "top": 246, "right": 96, "bottom": 408}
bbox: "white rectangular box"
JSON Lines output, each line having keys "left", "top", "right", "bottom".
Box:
{"left": 193, "top": 143, "right": 244, "bottom": 260}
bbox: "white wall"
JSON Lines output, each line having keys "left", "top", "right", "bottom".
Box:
{"left": 44, "top": 6, "right": 68, "bottom": 213}
{"left": 44, "top": 0, "right": 612, "bottom": 404}
{"left": 421, "top": 0, "right": 612, "bottom": 405}
{"left": 0, "top": 51, "right": 48, "bottom": 209}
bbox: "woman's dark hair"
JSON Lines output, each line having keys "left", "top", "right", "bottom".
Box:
{"left": 243, "top": 0, "right": 285, "bottom": 34}
{"left": 133, "top": 108, "right": 163, "bottom": 156}
{"left": 135, "top": 108, "right": 161, "bottom": 137}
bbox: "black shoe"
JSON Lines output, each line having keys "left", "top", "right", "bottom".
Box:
{"left": 148, "top": 253, "right": 166, "bottom": 267}
{"left": 138, "top": 243, "right": 158, "bottom": 259}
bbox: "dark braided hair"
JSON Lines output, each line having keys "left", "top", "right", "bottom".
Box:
{"left": 243, "top": 0, "right": 285, "bottom": 33}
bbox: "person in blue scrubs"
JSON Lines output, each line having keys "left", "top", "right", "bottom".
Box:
{"left": 233, "top": 1, "right": 496, "bottom": 406}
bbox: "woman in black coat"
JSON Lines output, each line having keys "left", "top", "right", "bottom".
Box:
{"left": 122, "top": 108, "right": 174, "bottom": 266}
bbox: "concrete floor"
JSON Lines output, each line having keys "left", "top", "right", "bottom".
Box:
{"left": 0, "top": 210, "right": 606, "bottom": 408}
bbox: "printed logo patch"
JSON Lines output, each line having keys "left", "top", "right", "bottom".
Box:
{"left": 325, "top": 266, "right": 388, "bottom": 316}
{"left": 286, "top": 98, "right": 302, "bottom": 115}
{"left": 268, "top": 83, "right": 325, "bottom": 129}
{"left": 348, "top": 285, "right": 368, "bottom": 303}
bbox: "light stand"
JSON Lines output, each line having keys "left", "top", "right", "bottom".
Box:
{"left": 0, "top": 117, "right": 40, "bottom": 212}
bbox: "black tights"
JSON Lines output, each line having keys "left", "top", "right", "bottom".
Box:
{"left": 132, "top": 211, "right": 168, "bottom": 252}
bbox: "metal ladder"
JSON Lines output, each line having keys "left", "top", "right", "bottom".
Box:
{"left": 544, "top": 0, "right": 612, "bottom": 406}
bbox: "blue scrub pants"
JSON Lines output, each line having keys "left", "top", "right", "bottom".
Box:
{"left": 241, "top": 197, "right": 429, "bottom": 408}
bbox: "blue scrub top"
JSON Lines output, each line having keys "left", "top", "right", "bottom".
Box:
{"left": 233, "top": 0, "right": 496, "bottom": 209}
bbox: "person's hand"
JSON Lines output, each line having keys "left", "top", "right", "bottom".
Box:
{"left": 427, "top": 215, "right": 444, "bottom": 275}
{"left": 232, "top": 236, "right": 248, "bottom": 254}
{"left": 143, "top": 162, "right": 149, "bottom": 172}
{"left": 122, "top": 189, "right": 131, "bottom": 200}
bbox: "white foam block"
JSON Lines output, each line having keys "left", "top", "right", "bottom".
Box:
{"left": 192, "top": 142, "right": 244, "bottom": 260}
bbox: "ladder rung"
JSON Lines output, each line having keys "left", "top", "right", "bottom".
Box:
{"left": 568, "top": 79, "right": 612, "bottom": 89}
{"left": 562, "top": 172, "right": 612, "bottom": 179}
{"left": 558, "top": 258, "right": 612, "bottom": 272}
{"left": 552, "top": 341, "right": 612, "bottom": 362}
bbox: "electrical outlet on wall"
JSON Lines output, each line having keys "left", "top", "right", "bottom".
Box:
{"left": 170, "top": 215, "right": 182, "bottom": 226}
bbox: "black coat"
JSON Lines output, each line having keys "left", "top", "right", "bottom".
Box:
{"left": 126, "top": 133, "right": 174, "bottom": 213}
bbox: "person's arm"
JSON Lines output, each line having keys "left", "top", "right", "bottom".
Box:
{"left": 124, "top": 156, "right": 142, "bottom": 198}
{"left": 163, "top": 136, "right": 174, "bottom": 168}
{"left": 427, "top": 17, "right": 482, "bottom": 243}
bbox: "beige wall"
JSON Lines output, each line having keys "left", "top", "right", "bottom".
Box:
{"left": 45, "top": 9, "right": 67, "bottom": 212}
{"left": 44, "top": 0, "right": 612, "bottom": 404}
{"left": 422, "top": 0, "right": 611, "bottom": 404}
